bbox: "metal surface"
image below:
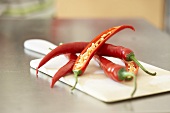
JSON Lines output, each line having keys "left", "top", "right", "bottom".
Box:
{"left": 0, "top": 18, "right": 170, "bottom": 113}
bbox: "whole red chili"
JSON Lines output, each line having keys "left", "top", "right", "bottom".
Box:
{"left": 94, "top": 55, "right": 137, "bottom": 97}
{"left": 72, "top": 25, "right": 135, "bottom": 90}
{"left": 97, "top": 44, "right": 156, "bottom": 76}
{"left": 36, "top": 42, "right": 86, "bottom": 75}
{"left": 50, "top": 53, "right": 77, "bottom": 88}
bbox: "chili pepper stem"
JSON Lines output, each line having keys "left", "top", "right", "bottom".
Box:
{"left": 131, "top": 75, "right": 137, "bottom": 97}
{"left": 130, "top": 55, "right": 156, "bottom": 76}
{"left": 71, "top": 70, "right": 81, "bottom": 91}
{"left": 121, "top": 71, "right": 137, "bottom": 97}
{"left": 49, "top": 48, "right": 53, "bottom": 50}
{"left": 71, "top": 75, "right": 78, "bottom": 91}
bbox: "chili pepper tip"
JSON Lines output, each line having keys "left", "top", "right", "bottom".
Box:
{"left": 130, "top": 56, "right": 156, "bottom": 76}
{"left": 50, "top": 79, "right": 55, "bottom": 88}
{"left": 36, "top": 68, "right": 39, "bottom": 78}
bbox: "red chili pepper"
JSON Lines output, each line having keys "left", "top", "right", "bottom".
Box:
{"left": 36, "top": 42, "right": 86, "bottom": 75}
{"left": 94, "top": 55, "right": 137, "bottom": 97}
{"left": 50, "top": 53, "right": 77, "bottom": 88}
{"left": 72, "top": 25, "right": 135, "bottom": 90}
{"left": 97, "top": 44, "right": 156, "bottom": 76}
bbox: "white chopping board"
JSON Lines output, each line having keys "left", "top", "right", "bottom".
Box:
{"left": 30, "top": 55, "right": 170, "bottom": 102}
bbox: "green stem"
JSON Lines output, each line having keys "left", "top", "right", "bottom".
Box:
{"left": 122, "top": 71, "right": 137, "bottom": 97}
{"left": 71, "top": 74, "right": 78, "bottom": 91}
{"left": 131, "top": 74, "right": 137, "bottom": 97}
{"left": 71, "top": 70, "right": 81, "bottom": 91}
{"left": 49, "top": 48, "right": 53, "bottom": 50}
{"left": 130, "top": 55, "right": 156, "bottom": 76}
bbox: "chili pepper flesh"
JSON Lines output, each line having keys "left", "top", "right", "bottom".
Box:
{"left": 124, "top": 60, "right": 139, "bottom": 75}
{"left": 72, "top": 25, "right": 135, "bottom": 90}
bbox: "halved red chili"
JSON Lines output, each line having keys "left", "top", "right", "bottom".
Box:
{"left": 72, "top": 25, "right": 135, "bottom": 90}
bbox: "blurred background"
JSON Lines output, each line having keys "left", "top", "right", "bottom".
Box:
{"left": 1, "top": 0, "right": 170, "bottom": 34}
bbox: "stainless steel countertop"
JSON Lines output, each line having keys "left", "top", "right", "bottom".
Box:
{"left": 1, "top": 18, "right": 170, "bottom": 113}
